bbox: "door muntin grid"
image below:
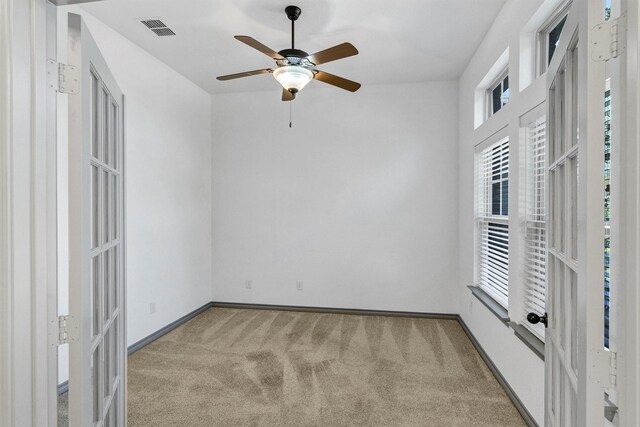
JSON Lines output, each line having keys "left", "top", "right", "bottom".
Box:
{"left": 89, "top": 63, "right": 123, "bottom": 426}
{"left": 546, "top": 38, "right": 579, "bottom": 427}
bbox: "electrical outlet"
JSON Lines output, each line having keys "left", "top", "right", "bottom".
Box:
{"left": 246, "top": 280, "right": 252, "bottom": 289}
{"left": 150, "top": 302, "right": 156, "bottom": 314}
{"left": 296, "top": 281, "right": 303, "bottom": 291}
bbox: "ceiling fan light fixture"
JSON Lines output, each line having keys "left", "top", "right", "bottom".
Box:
{"left": 273, "top": 66, "right": 313, "bottom": 93}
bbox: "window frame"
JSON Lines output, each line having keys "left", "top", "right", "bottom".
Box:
{"left": 522, "top": 113, "right": 547, "bottom": 341}
{"left": 486, "top": 68, "right": 510, "bottom": 119}
{"left": 536, "top": 2, "right": 570, "bottom": 77}
{"left": 475, "top": 137, "right": 510, "bottom": 309}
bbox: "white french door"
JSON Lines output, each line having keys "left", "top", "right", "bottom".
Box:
{"left": 544, "top": 0, "right": 611, "bottom": 426}
{"left": 67, "top": 13, "right": 126, "bottom": 427}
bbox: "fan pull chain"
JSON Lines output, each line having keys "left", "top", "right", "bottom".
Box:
{"left": 289, "top": 102, "right": 293, "bottom": 128}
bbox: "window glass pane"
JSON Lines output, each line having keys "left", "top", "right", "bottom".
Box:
{"left": 492, "top": 182, "right": 501, "bottom": 215}
{"left": 548, "top": 15, "right": 567, "bottom": 64}
{"left": 492, "top": 84, "right": 502, "bottom": 114}
{"left": 501, "top": 180, "right": 509, "bottom": 216}
{"left": 501, "top": 76, "right": 509, "bottom": 107}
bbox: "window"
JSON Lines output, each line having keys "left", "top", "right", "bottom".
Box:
{"left": 537, "top": 5, "right": 568, "bottom": 75}
{"left": 476, "top": 138, "right": 510, "bottom": 308}
{"left": 523, "top": 115, "right": 547, "bottom": 339}
{"left": 487, "top": 70, "right": 509, "bottom": 117}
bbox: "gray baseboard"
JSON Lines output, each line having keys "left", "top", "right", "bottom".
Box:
{"left": 58, "top": 300, "right": 539, "bottom": 426}
{"left": 127, "top": 301, "right": 214, "bottom": 354}
{"left": 210, "top": 301, "right": 459, "bottom": 320}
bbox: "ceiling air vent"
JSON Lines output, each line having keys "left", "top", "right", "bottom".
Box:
{"left": 140, "top": 18, "right": 176, "bottom": 36}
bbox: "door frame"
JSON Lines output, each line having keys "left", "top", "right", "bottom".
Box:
{"left": 619, "top": 0, "right": 640, "bottom": 423}
{"left": 0, "top": 0, "right": 58, "bottom": 426}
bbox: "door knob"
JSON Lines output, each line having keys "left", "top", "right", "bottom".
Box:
{"left": 527, "top": 312, "right": 548, "bottom": 328}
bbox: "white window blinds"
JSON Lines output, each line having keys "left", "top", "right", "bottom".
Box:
{"left": 476, "top": 139, "right": 510, "bottom": 308}
{"left": 524, "top": 116, "right": 547, "bottom": 338}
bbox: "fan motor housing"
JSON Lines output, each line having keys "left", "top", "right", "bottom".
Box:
{"left": 278, "top": 48, "right": 309, "bottom": 59}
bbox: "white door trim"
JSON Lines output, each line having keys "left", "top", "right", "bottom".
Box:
{"left": 0, "top": 0, "right": 14, "bottom": 424}
{"left": 0, "top": 0, "right": 58, "bottom": 426}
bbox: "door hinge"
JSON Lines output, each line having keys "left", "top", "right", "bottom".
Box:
{"left": 592, "top": 14, "right": 627, "bottom": 61}
{"left": 52, "top": 315, "right": 78, "bottom": 346}
{"left": 47, "top": 59, "right": 80, "bottom": 94}
{"left": 609, "top": 350, "right": 618, "bottom": 387}
{"left": 605, "top": 392, "right": 619, "bottom": 422}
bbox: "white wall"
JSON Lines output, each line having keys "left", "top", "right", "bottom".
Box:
{"left": 211, "top": 81, "right": 459, "bottom": 314}
{"left": 457, "top": 0, "right": 556, "bottom": 424}
{"left": 57, "top": 8, "right": 212, "bottom": 382}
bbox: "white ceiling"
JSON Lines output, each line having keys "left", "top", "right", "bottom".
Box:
{"left": 77, "top": 0, "right": 507, "bottom": 94}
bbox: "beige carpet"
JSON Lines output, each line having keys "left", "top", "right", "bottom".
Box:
{"left": 127, "top": 308, "right": 525, "bottom": 426}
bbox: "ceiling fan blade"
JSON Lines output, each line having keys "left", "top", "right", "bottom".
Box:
{"left": 282, "top": 89, "right": 295, "bottom": 101}
{"left": 306, "top": 42, "right": 358, "bottom": 65}
{"left": 216, "top": 68, "right": 272, "bottom": 81}
{"left": 234, "top": 36, "right": 285, "bottom": 60}
{"left": 313, "top": 70, "right": 361, "bottom": 92}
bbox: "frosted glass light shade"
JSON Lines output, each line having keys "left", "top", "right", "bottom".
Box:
{"left": 273, "top": 66, "right": 313, "bottom": 93}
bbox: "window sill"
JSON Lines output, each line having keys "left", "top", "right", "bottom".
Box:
{"left": 468, "top": 285, "right": 510, "bottom": 326}
{"left": 510, "top": 322, "right": 545, "bottom": 361}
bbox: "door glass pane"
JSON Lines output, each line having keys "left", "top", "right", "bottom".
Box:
{"left": 570, "top": 156, "right": 578, "bottom": 259}
{"left": 549, "top": 171, "right": 555, "bottom": 249}
{"left": 102, "top": 88, "right": 110, "bottom": 164}
{"left": 111, "top": 102, "right": 118, "bottom": 169}
{"left": 92, "top": 165, "right": 99, "bottom": 249}
{"left": 112, "top": 175, "right": 118, "bottom": 241}
{"left": 112, "top": 246, "right": 118, "bottom": 313}
{"left": 109, "top": 398, "right": 117, "bottom": 427}
{"left": 570, "top": 269, "right": 578, "bottom": 372}
{"left": 91, "top": 71, "right": 99, "bottom": 159}
{"left": 557, "top": 263, "right": 565, "bottom": 350}
{"left": 111, "top": 318, "right": 118, "bottom": 386}
{"left": 557, "top": 164, "right": 566, "bottom": 253}
{"left": 549, "top": 87, "right": 556, "bottom": 163}
{"left": 103, "top": 250, "right": 110, "bottom": 323}
{"left": 104, "top": 328, "right": 111, "bottom": 398}
{"left": 557, "top": 70, "right": 566, "bottom": 155}
{"left": 103, "top": 170, "right": 110, "bottom": 244}
{"left": 92, "top": 255, "right": 100, "bottom": 337}
{"left": 92, "top": 347, "right": 101, "bottom": 423}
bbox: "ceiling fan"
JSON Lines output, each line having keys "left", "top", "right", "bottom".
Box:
{"left": 216, "top": 5, "right": 361, "bottom": 101}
